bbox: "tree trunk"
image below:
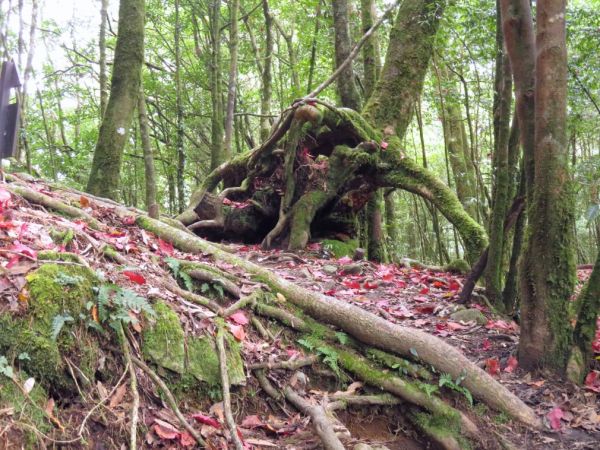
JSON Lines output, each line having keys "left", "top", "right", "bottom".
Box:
{"left": 260, "top": 0, "right": 273, "bottom": 141}
{"left": 485, "top": 2, "right": 513, "bottom": 309}
{"left": 99, "top": 0, "right": 109, "bottom": 118}
{"left": 517, "top": 0, "right": 576, "bottom": 371}
{"left": 138, "top": 89, "right": 159, "bottom": 218}
{"left": 332, "top": 0, "right": 361, "bottom": 111}
{"left": 175, "top": 0, "right": 185, "bottom": 212}
{"left": 209, "top": 0, "right": 224, "bottom": 171}
{"left": 224, "top": 0, "right": 239, "bottom": 159}
{"left": 86, "top": 0, "right": 145, "bottom": 200}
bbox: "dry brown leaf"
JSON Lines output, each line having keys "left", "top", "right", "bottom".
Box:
{"left": 109, "top": 383, "right": 128, "bottom": 408}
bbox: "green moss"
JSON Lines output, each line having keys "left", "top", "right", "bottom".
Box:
{"left": 187, "top": 334, "right": 246, "bottom": 386}
{"left": 0, "top": 373, "right": 51, "bottom": 446}
{"left": 37, "top": 250, "right": 85, "bottom": 265}
{"left": 142, "top": 301, "right": 185, "bottom": 373}
{"left": 444, "top": 259, "right": 471, "bottom": 275}
{"left": 49, "top": 228, "right": 75, "bottom": 247}
{"left": 321, "top": 239, "right": 358, "bottom": 258}
{"left": 0, "top": 264, "right": 99, "bottom": 389}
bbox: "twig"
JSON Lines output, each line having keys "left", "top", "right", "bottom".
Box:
{"left": 250, "top": 315, "right": 274, "bottom": 341}
{"left": 131, "top": 356, "right": 205, "bottom": 446}
{"left": 118, "top": 323, "right": 140, "bottom": 450}
{"left": 216, "top": 325, "right": 244, "bottom": 450}
{"left": 78, "top": 365, "right": 129, "bottom": 438}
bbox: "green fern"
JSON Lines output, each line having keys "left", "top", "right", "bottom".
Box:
{"left": 51, "top": 314, "right": 74, "bottom": 340}
{"left": 0, "top": 355, "right": 14, "bottom": 379}
{"left": 165, "top": 257, "right": 194, "bottom": 291}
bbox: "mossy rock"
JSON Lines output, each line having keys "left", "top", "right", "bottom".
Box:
{"left": 321, "top": 239, "right": 359, "bottom": 258}
{"left": 142, "top": 301, "right": 185, "bottom": 374}
{"left": 0, "top": 263, "right": 99, "bottom": 390}
{"left": 0, "top": 372, "right": 51, "bottom": 446}
{"left": 187, "top": 333, "right": 246, "bottom": 386}
{"left": 444, "top": 259, "right": 471, "bottom": 275}
{"left": 449, "top": 308, "right": 487, "bottom": 326}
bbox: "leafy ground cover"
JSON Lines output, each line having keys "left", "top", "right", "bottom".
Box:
{"left": 0, "top": 174, "right": 598, "bottom": 449}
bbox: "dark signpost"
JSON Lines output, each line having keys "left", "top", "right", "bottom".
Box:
{"left": 0, "top": 60, "right": 22, "bottom": 159}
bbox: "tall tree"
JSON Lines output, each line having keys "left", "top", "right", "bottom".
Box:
{"left": 87, "top": 0, "right": 145, "bottom": 199}
{"left": 332, "top": 0, "right": 361, "bottom": 110}
{"left": 209, "top": 0, "right": 224, "bottom": 170}
{"left": 99, "top": 0, "right": 109, "bottom": 118}
{"left": 175, "top": 0, "right": 185, "bottom": 211}
{"left": 260, "top": 0, "right": 274, "bottom": 141}
{"left": 223, "top": 0, "right": 239, "bottom": 159}
{"left": 502, "top": 0, "right": 576, "bottom": 371}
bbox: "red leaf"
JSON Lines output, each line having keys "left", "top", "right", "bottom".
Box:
{"left": 122, "top": 271, "right": 146, "bottom": 285}
{"left": 0, "top": 188, "right": 12, "bottom": 207}
{"left": 547, "top": 407, "right": 564, "bottom": 431}
{"left": 343, "top": 280, "right": 360, "bottom": 289}
{"left": 584, "top": 370, "right": 600, "bottom": 392}
{"left": 79, "top": 196, "right": 90, "bottom": 208}
{"left": 447, "top": 321, "right": 466, "bottom": 331}
{"left": 229, "top": 323, "right": 246, "bottom": 341}
{"left": 432, "top": 281, "right": 445, "bottom": 288}
{"left": 363, "top": 281, "right": 378, "bottom": 290}
{"left": 241, "top": 415, "right": 264, "bottom": 429}
{"left": 419, "top": 287, "right": 429, "bottom": 295}
{"left": 337, "top": 256, "right": 353, "bottom": 264}
{"left": 324, "top": 289, "right": 336, "bottom": 296}
{"left": 179, "top": 432, "right": 196, "bottom": 447}
{"left": 5, "top": 254, "right": 19, "bottom": 268}
{"left": 153, "top": 420, "right": 180, "bottom": 440}
{"left": 228, "top": 311, "right": 249, "bottom": 325}
{"left": 158, "top": 238, "right": 174, "bottom": 256}
{"left": 481, "top": 339, "right": 492, "bottom": 351}
{"left": 191, "top": 413, "right": 221, "bottom": 429}
{"left": 448, "top": 280, "right": 461, "bottom": 291}
{"left": 415, "top": 304, "right": 435, "bottom": 314}
{"left": 380, "top": 141, "right": 388, "bottom": 150}
{"left": 504, "top": 356, "right": 518, "bottom": 373}
{"left": 485, "top": 358, "right": 500, "bottom": 376}
{"left": 11, "top": 242, "right": 37, "bottom": 259}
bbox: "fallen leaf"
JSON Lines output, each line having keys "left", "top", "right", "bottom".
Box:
{"left": 241, "top": 415, "right": 264, "bottom": 429}
{"left": 547, "top": 407, "right": 564, "bottom": 431}
{"left": 191, "top": 413, "right": 221, "bottom": 429}
{"left": 109, "top": 383, "right": 128, "bottom": 408}
{"left": 153, "top": 420, "right": 179, "bottom": 440}
{"left": 229, "top": 323, "right": 245, "bottom": 341}
{"left": 158, "top": 238, "right": 174, "bottom": 256}
{"left": 179, "top": 432, "right": 196, "bottom": 447}
{"left": 122, "top": 270, "right": 146, "bottom": 285}
{"left": 504, "top": 356, "right": 518, "bottom": 373}
{"left": 228, "top": 311, "right": 249, "bottom": 325}
{"left": 485, "top": 358, "right": 500, "bottom": 376}
{"left": 79, "top": 196, "right": 90, "bottom": 208}
{"left": 23, "top": 377, "right": 35, "bottom": 394}
{"left": 584, "top": 370, "right": 600, "bottom": 393}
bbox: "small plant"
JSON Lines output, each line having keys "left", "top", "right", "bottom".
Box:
{"left": 438, "top": 372, "right": 473, "bottom": 406}
{"left": 51, "top": 314, "right": 74, "bottom": 340}
{"left": 0, "top": 355, "right": 14, "bottom": 379}
{"left": 165, "top": 257, "right": 194, "bottom": 291}
{"left": 55, "top": 273, "right": 84, "bottom": 286}
{"left": 92, "top": 284, "right": 155, "bottom": 331}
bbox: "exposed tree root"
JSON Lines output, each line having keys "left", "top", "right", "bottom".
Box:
{"left": 255, "top": 370, "right": 346, "bottom": 450}
{"left": 136, "top": 214, "right": 541, "bottom": 429}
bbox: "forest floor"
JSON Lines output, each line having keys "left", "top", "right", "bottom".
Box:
{"left": 0, "top": 174, "right": 599, "bottom": 449}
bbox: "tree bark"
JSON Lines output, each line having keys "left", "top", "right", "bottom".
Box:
{"left": 224, "top": 0, "right": 239, "bottom": 159}
{"left": 86, "top": 0, "right": 145, "bottom": 200}
{"left": 517, "top": 0, "right": 576, "bottom": 371}
{"left": 260, "top": 0, "right": 273, "bottom": 141}
{"left": 99, "top": 0, "right": 109, "bottom": 118}
{"left": 485, "top": 3, "right": 513, "bottom": 308}
{"left": 209, "top": 0, "right": 224, "bottom": 170}
{"left": 175, "top": 0, "right": 185, "bottom": 212}
{"left": 138, "top": 89, "right": 159, "bottom": 218}
{"left": 332, "top": 0, "right": 361, "bottom": 111}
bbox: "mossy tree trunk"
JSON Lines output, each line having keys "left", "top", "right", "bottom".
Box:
{"left": 485, "top": 4, "right": 514, "bottom": 309}
{"left": 86, "top": 0, "right": 145, "bottom": 200}
{"left": 513, "top": 0, "right": 576, "bottom": 371}
{"left": 209, "top": 0, "right": 224, "bottom": 170}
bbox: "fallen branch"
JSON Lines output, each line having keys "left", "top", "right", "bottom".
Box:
{"left": 216, "top": 324, "right": 245, "bottom": 450}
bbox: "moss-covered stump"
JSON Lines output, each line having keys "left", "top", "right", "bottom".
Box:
{"left": 321, "top": 239, "right": 359, "bottom": 258}
{"left": 187, "top": 334, "right": 245, "bottom": 386}
{"left": 142, "top": 301, "right": 245, "bottom": 386}
{"left": 142, "top": 301, "right": 186, "bottom": 373}
{"left": 0, "top": 263, "right": 99, "bottom": 393}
